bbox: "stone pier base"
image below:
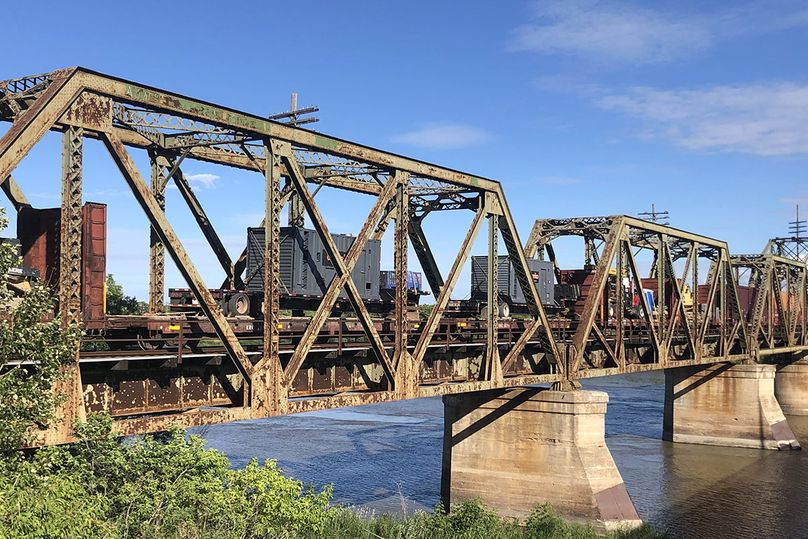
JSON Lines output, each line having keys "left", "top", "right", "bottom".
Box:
{"left": 441, "top": 388, "right": 641, "bottom": 531}
{"left": 775, "top": 362, "right": 808, "bottom": 416}
{"left": 664, "top": 364, "right": 800, "bottom": 450}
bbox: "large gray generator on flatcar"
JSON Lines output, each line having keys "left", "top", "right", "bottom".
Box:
{"left": 468, "top": 256, "right": 554, "bottom": 317}
{"left": 245, "top": 226, "right": 381, "bottom": 301}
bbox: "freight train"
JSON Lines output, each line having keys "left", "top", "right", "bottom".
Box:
{"left": 168, "top": 225, "right": 429, "bottom": 318}
{"left": 2, "top": 201, "right": 771, "bottom": 346}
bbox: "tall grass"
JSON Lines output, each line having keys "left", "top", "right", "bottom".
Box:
{"left": 316, "top": 501, "right": 666, "bottom": 539}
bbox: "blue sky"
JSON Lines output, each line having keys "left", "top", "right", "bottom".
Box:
{"left": 2, "top": 1, "right": 808, "bottom": 300}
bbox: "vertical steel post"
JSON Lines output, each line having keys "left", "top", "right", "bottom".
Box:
{"left": 394, "top": 172, "right": 410, "bottom": 364}
{"left": 616, "top": 242, "right": 624, "bottom": 367}
{"left": 657, "top": 235, "right": 666, "bottom": 361}
{"left": 148, "top": 152, "right": 169, "bottom": 313}
{"left": 692, "top": 244, "right": 699, "bottom": 359}
{"left": 720, "top": 258, "right": 728, "bottom": 354}
{"left": 485, "top": 213, "right": 501, "bottom": 381}
{"left": 59, "top": 126, "right": 83, "bottom": 323}
{"left": 393, "top": 171, "right": 419, "bottom": 397}
{"left": 252, "top": 139, "right": 285, "bottom": 415}
{"left": 49, "top": 125, "right": 85, "bottom": 444}
{"left": 288, "top": 191, "right": 305, "bottom": 227}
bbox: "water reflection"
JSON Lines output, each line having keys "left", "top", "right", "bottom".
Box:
{"left": 198, "top": 373, "right": 808, "bottom": 538}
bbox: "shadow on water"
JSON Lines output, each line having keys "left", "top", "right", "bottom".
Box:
{"left": 197, "top": 398, "right": 444, "bottom": 514}
{"left": 196, "top": 372, "right": 808, "bottom": 537}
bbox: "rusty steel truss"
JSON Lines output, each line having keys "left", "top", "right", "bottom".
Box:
{"left": 525, "top": 216, "right": 753, "bottom": 378}
{"left": 731, "top": 253, "right": 808, "bottom": 356}
{"left": 1, "top": 68, "right": 806, "bottom": 446}
{"left": 0, "top": 67, "right": 561, "bottom": 444}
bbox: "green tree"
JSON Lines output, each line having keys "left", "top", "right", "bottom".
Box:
{"left": 105, "top": 274, "right": 147, "bottom": 315}
{"left": 418, "top": 303, "right": 435, "bottom": 320}
{"left": 0, "top": 207, "right": 80, "bottom": 452}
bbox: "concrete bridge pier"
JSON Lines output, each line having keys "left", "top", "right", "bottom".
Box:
{"left": 775, "top": 361, "right": 808, "bottom": 415}
{"left": 664, "top": 364, "right": 800, "bottom": 450}
{"left": 441, "top": 387, "right": 641, "bottom": 531}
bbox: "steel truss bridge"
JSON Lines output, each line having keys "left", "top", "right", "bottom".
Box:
{"left": 1, "top": 68, "right": 806, "bottom": 446}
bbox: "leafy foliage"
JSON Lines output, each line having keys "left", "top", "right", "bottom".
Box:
{"left": 105, "top": 274, "right": 147, "bottom": 315}
{"left": 418, "top": 303, "right": 435, "bottom": 320}
{"left": 0, "top": 207, "right": 81, "bottom": 452}
{"left": 0, "top": 416, "right": 333, "bottom": 539}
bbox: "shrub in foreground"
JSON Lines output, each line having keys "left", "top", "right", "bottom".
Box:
{"left": 0, "top": 415, "right": 331, "bottom": 539}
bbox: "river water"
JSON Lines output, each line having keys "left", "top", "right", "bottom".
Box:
{"left": 198, "top": 372, "right": 808, "bottom": 538}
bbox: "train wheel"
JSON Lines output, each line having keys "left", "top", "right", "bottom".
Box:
{"left": 227, "top": 292, "right": 251, "bottom": 317}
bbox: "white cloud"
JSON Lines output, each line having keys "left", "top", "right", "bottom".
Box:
{"left": 597, "top": 83, "right": 808, "bottom": 156}
{"left": 510, "top": 1, "right": 808, "bottom": 65}
{"left": 184, "top": 173, "right": 220, "bottom": 189}
{"left": 391, "top": 123, "right": 492, "bottom": 150}
{"left": 510, "top": 1, "right": 711, "bottom": 64}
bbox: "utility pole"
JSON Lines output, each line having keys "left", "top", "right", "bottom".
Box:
{"left": 268, "top": 92, "right": 320, "bottom": 127}
{"left": 788, "top": 204, "right": 807, "bottom": 259}
{"left": 638, "top": 203, "right": 669, "bottom": 225}
{"left": 269, "top": 93, "right": 320, "bottom": 227}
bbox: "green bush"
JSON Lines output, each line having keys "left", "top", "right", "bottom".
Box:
{"left": 0, "top": 415, "right": 333, "bottom": 539}
{"left": 0, "top": 207, "right": 81, "bottom": 452}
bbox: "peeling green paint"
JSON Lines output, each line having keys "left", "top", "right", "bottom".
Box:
{"left": 314, "top": 134, "right": 339, "bottom": 150}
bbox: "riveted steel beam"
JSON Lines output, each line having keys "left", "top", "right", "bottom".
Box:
{"left": 569, "top": 223, "right": 621, "bottom": 374}
{"left": 250, "top": 140, "right": 285, "bottom": 416}
{"left": 497, "top": 186, "right": 560, "bottom": 374}
{"left": 148, "top": 152, "right": 169, "bottom": 313}
{"left": 169, "top": 162, "right": 236, "bottom": 288}
{"left": 0, "top": 175, "right": 30, "bottom": 211}
{"left": 393, "top": 171, "right": 410, "bottom": 365}
{"left": 484, "top": 214, "right": 502, "bottom": 382}
{"left": 408, "top": 217, "right": 444, "bottom": 296}
{"left": 280, "top": 144, "right": 396, "bottom": 387}
{"left": 0, "top": 69, "right": 80, "bottom": 185}
{"left": 102, "top": 132, "right": 253, "bottom": 383}
{"left": 73, "top": 69, "right": 500, "bottom": 192}
{"left": 59, "top": 126, "right": 83, "bottom": 324}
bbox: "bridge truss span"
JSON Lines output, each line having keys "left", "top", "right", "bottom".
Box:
{"left": 525, "top": 216, "right": 750, "bottom": 379}
{"left": 0, "top": 67, "right": 562, "bottom": 444}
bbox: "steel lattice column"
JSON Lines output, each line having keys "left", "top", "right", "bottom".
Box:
{"left": 394, "top": 173, "right": 410, "bottom": 361}
{"left": 47, "top": 124, "right": 85, "bottom": 445}
{"left": 251, "top": 139, "right": 285, "bottom": 415}
{"left": 287, "top": 191, "right": 305, "bottom": 227}
{"left": 148, "top": 152, "right": 170, "bottom": 313}
{"left": 59, "top": 125, "right": 83, "bottom": 324}
{"left": 265, "top": 142, "right": 282, "bottom": 369}
{"left": 485, "top": 214, "right": 500, "bottom": 380}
